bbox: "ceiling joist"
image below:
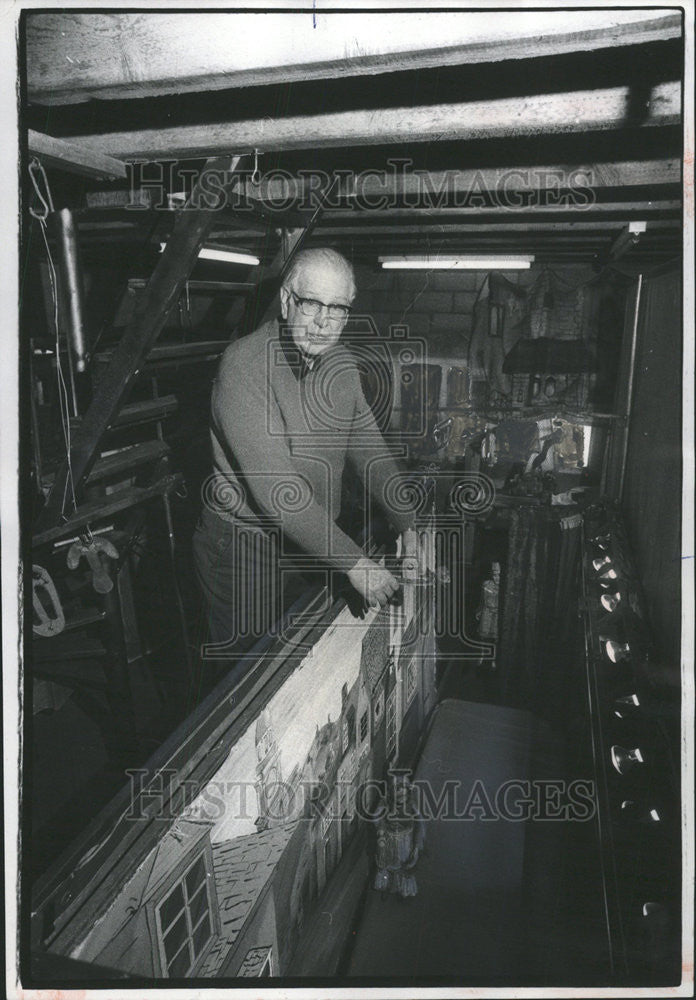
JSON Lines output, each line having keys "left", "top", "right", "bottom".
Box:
{"left": 238, "top": 160, "right": 680, "bottom": 208}
{"left": 25, "top": 10, "right": 682, "bottom": 265}
{"left": 28, "top": 130, "right": 127, "bottom": 180}
{"left": 69, "top": 82, "right": 680, "bottom": 160}
{"left": 320, "top": 200, "right": 680, "bottom": 219}
{"left": 294, "top": 220, "right": 682, "bottom": 237}
{"left": 26, "top": 11, "right": 681, "bottom": 106}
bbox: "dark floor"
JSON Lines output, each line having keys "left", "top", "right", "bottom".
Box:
{"left": 345, "top": 699, "right": 567, "bottom": 982}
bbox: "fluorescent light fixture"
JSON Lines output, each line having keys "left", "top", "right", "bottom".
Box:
{"left": 378, "top": 255, "right": 534, "bottom": 270}
{"left": 159, "top": 243, "right": 260, "bottom": 266}
{"left": 198, "top": 248, "right": 260, "bottom": 265}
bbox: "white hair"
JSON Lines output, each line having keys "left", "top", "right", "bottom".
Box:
{"left": 283, "top": 247, "right": 356, "bottom": 301}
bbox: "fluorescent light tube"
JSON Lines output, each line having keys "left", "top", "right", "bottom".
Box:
{"left": 378, "top": 255, "right": 534, "bottom": 270}
{"left": 159, "top": 243, "right": 260, "bottom": 266}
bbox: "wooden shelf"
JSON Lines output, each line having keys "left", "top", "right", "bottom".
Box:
{"left": 33, "top": 473, "right": 183, "bottom": 548}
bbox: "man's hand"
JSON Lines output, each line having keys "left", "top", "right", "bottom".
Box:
{"left": 347, "top": 556, "right": 400, "bottom": 610}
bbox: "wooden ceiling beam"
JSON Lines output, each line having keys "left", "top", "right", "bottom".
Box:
{"left": 311, "top": 220, "right": 682, "bottom": 236}
{"left": 333, "top": 230, "right": 677, "bottom": 243}
{"left": 207, "top": 219, "right": 681, "bottom": 239}
{"left": 27, "top": 11, "right": 681, "bottom": 106}
{"left": 28, "top": 129, "right": 127, "bottom": 180}
{"left": 332, "top": 235, "right": 611, "bottom": 245}
{"left": 356, "top": 235, "right": 673, "bottom": 245}
{"left": 241, "top": 159, "right": 680, "bottom": 206}
{"left": 69, "top": 82, "right": 680, "bottom": 159}
{"left": 320, "top": 200, "right": 681, "bottom": 219}
{"left": 80, "top": 159, "right": 680, "bottom": 216}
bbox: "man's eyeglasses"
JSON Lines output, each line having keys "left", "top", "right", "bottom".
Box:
{"left": 290, "top": 290, "right": 351, "bottom": 322}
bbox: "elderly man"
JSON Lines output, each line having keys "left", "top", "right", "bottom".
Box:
{"left": 193, "top": 247, "right": 415, "bottom": 664}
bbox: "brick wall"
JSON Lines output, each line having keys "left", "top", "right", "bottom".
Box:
{"left": 349, "top": 263, "right": 596, "bottom": 361}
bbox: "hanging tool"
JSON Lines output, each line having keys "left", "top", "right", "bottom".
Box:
{"left": 67, "top": 533, "right": 120, "bottom": 593}
{"left": 53, "top": 207, "right": 89, "bottom": 374}
{"left": 32, "top": 565, "right": 65, "bottom": 637}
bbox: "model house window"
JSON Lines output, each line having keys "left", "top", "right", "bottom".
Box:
{"left": 238, "top": 945, "right": 273, "bottom": 977}
{"left": 360, "top": 711, "right": 368, "bottom": 743}
{"left": 345, "top": 706, "right": 356, "bottom": 750}
{"left": 155, "top": 851, "right": 213, "bottom": 977}
{"left": 374, "top": 691, "right": 384, "bottom": 722}
{"left": 406, "top": 659, "right": 417, "bottom": 707}
{"left": 342, "top": 709, "right": 357, "bottom": 754}
{"left": 386, "top": 689, "right": 397, "bottom": 758}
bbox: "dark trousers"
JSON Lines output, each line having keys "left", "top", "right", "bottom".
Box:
{"left": 193, "top": 506, "right": 282, "bottom": 678}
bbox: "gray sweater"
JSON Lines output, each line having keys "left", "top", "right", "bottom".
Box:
{"left": 210, "top": 319, "right": 413, "bottom": 571}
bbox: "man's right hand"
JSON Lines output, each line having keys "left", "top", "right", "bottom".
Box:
{"left": 347, "top": 556, "right": 400, "bottom": 610}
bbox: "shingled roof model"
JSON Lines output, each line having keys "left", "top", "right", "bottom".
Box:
{"left": 199, "top": 820, "right": 297, "bottom": 977}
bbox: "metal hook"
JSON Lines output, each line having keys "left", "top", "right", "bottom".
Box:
{"left": 28, "top": 157, "right": 54, "bottom": 221}
{"left": 251, "top": 148, "right": 262, "bottom": 186}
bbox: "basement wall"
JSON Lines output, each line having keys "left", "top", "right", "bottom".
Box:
{"left": 350, "top": 263, "right": 598, "bottom": 361}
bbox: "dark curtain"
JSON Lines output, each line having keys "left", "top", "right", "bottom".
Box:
{"left": 621, "top": 266, "right": 682, "bottom": 672}
{"left": 497, "top": 508, "right": 581, "bottom": 713}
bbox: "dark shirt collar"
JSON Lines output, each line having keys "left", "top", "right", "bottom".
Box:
{"left": 279, "top": 321, "right": 323, "bottom": 381}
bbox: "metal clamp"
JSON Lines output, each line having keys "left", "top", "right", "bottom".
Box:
{"left": 32, "top": 565, "right": 65, "bottom": 637}
{"left": 67, "top": 534, "right": 120, "bottom": 594}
